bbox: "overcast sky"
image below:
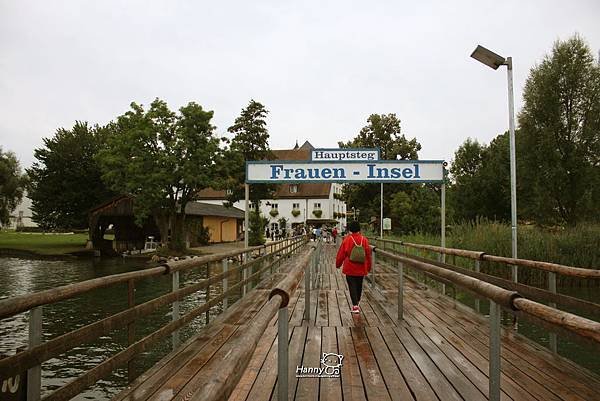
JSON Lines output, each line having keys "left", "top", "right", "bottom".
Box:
{"left": 2, "top": 0, "right": 599, "bottom": 169}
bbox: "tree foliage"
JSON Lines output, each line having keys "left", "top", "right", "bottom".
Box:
{"left": 0, "top": 147, "right": 25, "bottom": 226}
{"left": 27, "top": 122, "right": 116, "bottom": 229}
{"left": 449, "top": 135, "right": 511, "bottom": 222}
{"left": 225, "top": 100, "right": 274, "bottom": 245}
{"left": 98, "top": 99, "right": 224, "bottom": 250}
{"left": 338, "top": 113, "right": 439, "bottom": 234}
{"left": 518, "top": 35, "right": 600, "bottom": 225}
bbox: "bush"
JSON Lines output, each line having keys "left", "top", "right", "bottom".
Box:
{"left": 269, "top": 209, "right": 279, "bottom": 218}
{"left": 312, "top": 209, "right": 322, "bottom": 218}
{"left": 249, "top": 210, "right": 266, "bottom": 246}
{"left": 291, "top": 209, "right": 301, "bottom": 217}
{"left": 197, "top": 225, "right": 211, "bottom": 245}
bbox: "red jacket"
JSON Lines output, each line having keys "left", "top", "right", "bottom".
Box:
{"left": 335, "top": 232, "right": 372, "bottom": 276}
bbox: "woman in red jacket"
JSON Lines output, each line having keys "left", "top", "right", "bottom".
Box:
{"left": 335, "top": 220, "right": 371, "bottom": 313}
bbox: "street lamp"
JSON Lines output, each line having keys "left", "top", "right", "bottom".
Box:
{"left": 471, "top": 44, "right": 518, "bottom": 281}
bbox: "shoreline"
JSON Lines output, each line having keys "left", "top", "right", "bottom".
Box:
{"left": 0, "top": 247, "right": 84, "bottom": 260}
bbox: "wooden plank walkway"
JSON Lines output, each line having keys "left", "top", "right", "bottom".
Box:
{"left": 114, "top": 243, "right": 600, "bottom": 401}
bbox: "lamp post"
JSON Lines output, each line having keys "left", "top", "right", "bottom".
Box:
{"left": 471, "top": 45, "right": 518, "bottom": 282}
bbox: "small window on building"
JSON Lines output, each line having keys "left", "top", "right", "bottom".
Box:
{"left": 314, "top": 203, "right": 321, "bottom": 209}
{"left": 271, "top": 203, "right": 278, "bottom": 209}
{"left": 249, "top": 202, "right": 256, "bottom": 210}
{"left": 289, "top": 185, "right": 298, "bottom": 193}
{"left": 293, "top": 203, "right": 300, "bottom": 209}
{"left": 226, "top": 189, "right": 233, "bottom": 195}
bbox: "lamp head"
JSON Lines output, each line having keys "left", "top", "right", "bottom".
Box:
{"left": 471, "top": 45, "right": 506, "bottom": 70}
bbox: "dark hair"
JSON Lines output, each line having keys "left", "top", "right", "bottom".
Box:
{"left": 348, "top": 220, "right": 361, "bottom": 233}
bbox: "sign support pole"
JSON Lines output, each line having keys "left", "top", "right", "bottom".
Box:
{"left": 380, "top": 183, "right": 383, "bottom": 239}
{"left": 441, "top": 182, "right": 446, "bottom": 261}
{"left": 244, "top": 184, "right": 249, "bottom": 249}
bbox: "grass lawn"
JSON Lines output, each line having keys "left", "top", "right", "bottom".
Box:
{"left": 0, "top": 231, "right": 92, "bottom": 256}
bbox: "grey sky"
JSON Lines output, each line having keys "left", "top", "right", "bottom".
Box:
{"left": 2, "top": 0, "right": 599, "bottom": 169}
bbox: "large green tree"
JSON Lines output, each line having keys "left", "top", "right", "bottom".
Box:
{"left": 224, "top": 100, "right": 274, "bottom": 245}
{"left": 519, "top": 35, "right": 600, "bottom": 225}
{"left": 0, "top": 147, "right": 25, "bottom": 226}
{"left": 27, "top": 122, "right": 116, "bottom": 229}
{"left": 98, "top": 99, "right": 224, "bottom": 250}
{"left": 449, "top": 135, "right": 512, "bottom": 222}
{"left": 338, "top": 113, "right": 436, "bottom": 234}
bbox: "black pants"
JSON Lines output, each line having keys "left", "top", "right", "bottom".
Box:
{"left": 346, "top": 275, "right": 364, "bottom": 306}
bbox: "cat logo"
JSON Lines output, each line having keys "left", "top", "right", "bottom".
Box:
{"left": 320, "top": 352, "right": 344, "bottom": 376}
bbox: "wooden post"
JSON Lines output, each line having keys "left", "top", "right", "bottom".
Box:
{"left": 172, "top": 271, "right": 180, "bottom": 350}
{"left": 304, "top": 253, "right": 311, "bottom": 321}
{"left": 222, "top": 259, "right": 229, "bottom": 310}
{"left": 27, "top": 306, "right": 42, "bottom": 401}
{"left": 398, "top": 261, "right": 404, "bottom": 321}
{"left": 474, "top": 260, "right": 481, "bottom": 313}
{"left": 548, "top": 271, "right": 557, "bottom": 353}
{"left": 489, "top": 300, "right": 501, "bottom": 401}
{"left": 371, "top": 248, "right": 376, "bottom": 290}
{"left": 206, "top": 263, "right": 210, "bottom": 324}
{"left": 127, "top": 279, "right": 135, "bottom": 383}
{"left": 242, "top": 252, "right": 248, "bottom": 297}
{"left": 277, "top": 306, "right": 289, "bottom": 401}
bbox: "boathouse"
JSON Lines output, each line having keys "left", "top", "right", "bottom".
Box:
{"left": 88, "top": 195, "right": 244, "bottom": 254}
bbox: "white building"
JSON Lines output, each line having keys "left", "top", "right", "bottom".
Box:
{"left": 6, "top": 192, "right": 38, "bottom": 229}
{"left": 197, "top": 141, "right": 347, "bottom": 234}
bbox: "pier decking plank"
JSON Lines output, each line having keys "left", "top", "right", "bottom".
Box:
{"left": 114, "top": 242, "right": 600, "bottom": 401}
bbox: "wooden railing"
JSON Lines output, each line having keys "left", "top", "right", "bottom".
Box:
{"left": 0, "top": 236, "right": 307, "bottom": 401}
{"left": 369, "top": 246, "right": 600, "bottom": 401}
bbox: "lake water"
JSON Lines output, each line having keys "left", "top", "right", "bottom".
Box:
{"left": 1, "top": 256, "right": 598, "bottom": 400}
{"left": 0, "top": 256, "right": 242, "bottom": 400}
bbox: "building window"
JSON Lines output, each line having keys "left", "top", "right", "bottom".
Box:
{"left": 226, "top": 189, "right": 233, "bottom": 195}
{"left": 314, "top": 203, "right": 321, "bottom": 209}
{"left": 271, "top": 203, "right": 278, "bottom": 209}
{"left": 289, "top": 185, "right": 298, "bottom": 193}
{"left": 249, "top": 202, "right": 256, "bottom": 210}
{"left": 293, "top": 203, "right": 300, "bottom": 209}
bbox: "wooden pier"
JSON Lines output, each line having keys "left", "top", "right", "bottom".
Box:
{"left": 114, "top": 243, "right": 600, "bottom": 401}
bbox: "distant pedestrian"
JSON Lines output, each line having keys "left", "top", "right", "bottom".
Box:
{"left": 335, "top": 220, "right": 371, "bottom": 314}
{"left": 332, "top": 227, "right": 338, "bottom": 243}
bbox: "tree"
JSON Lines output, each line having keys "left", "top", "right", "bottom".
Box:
{"left": 518, "top": 35, "right": 600, "bottom": 225}
{"left": 225, "top": 100, "right": 274, "bottom": 245}
{"left": 338, "top": 113, "right": 420, "bottom": 160}
{"left": 338, "top": 113, "right": 430, "bottom": 233}
{"left": 388, "top": 186, "right": 440, "bottom": 234}
{"left": 27, "top": 122, "right": 116, "bottom": 229}
{"left": 98, "top": 99, "right": 224, "bottom": 251}
{"left": 0, "top": 147, "right": 24, "bottom": 226}
{"left": 449, "top": 136, "right": 511, "bottom": 222}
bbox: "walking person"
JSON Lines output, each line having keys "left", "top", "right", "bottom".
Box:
{"left": 335, "top": 220, "right": 371, "bottom": 313}
{"left": 332, "top": 227, "right": 338, "bottom": 244}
